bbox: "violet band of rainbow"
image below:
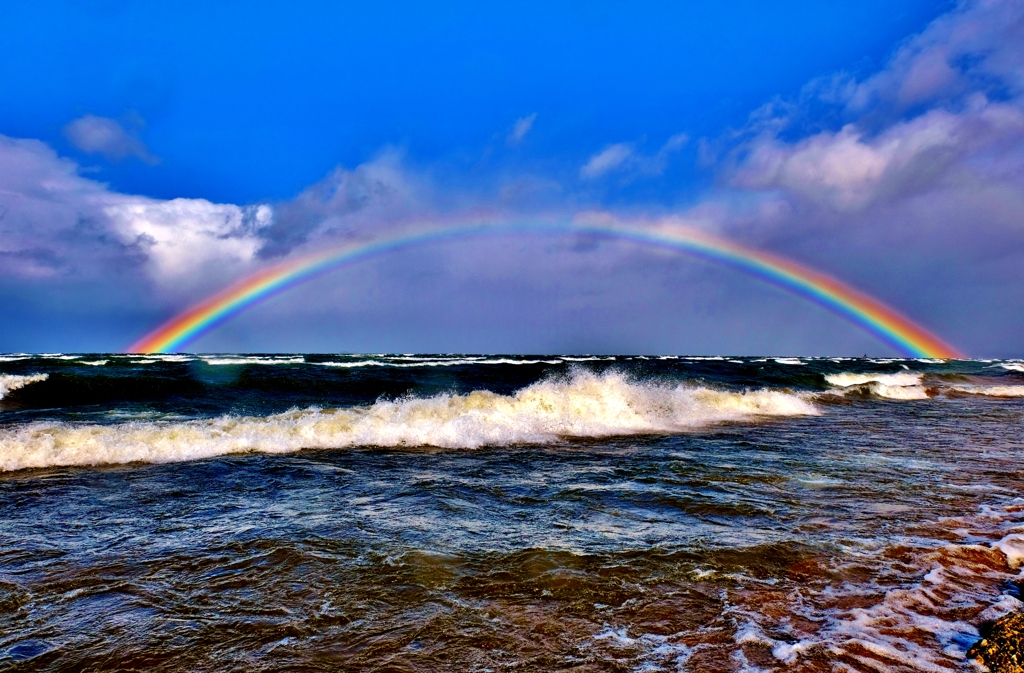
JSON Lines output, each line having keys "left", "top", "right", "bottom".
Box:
{"left": 127, "top": 220, "right": 963, "bottom": 358}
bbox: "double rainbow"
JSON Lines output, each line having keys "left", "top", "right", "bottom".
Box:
{"left": 128, "top": 219, "right": 962, "bottom": 357}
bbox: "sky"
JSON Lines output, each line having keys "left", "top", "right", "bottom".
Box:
{"left": 1, "top": 0, "right": 1022, "bottom": 356}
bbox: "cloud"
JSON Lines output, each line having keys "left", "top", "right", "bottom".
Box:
{"left": 846, "top": 0, "right": 1024, "bottom": 114}
{"left": 0, "top": 136, "right": 442, "bottom": 296}
{"left": 682, "top": 0, "right": 1024, "bottom": 354}
{"left": 4, "top": 0, "right": 1024, "bottom": 354}
{"left": 0, "top": 134, "right": 132, "bottom": 278}
{"left": 63, "top": 114, "right": 158, "bottom": 163}
{"left": 507, "top": 113, "right": 537, "bottom": 146}
{"left": 734, "top": 99, "right": 1024, "bottom": 210}
{"left": 0, "top": 134, "right": 266, "bottom": 294}
{"left": 104, "top": 200, "right": 271, "bottom": 285}
{"left": 580, "top": 143, "right": 635, "bottom": 179}
{"left": 580, "top": 134, "right": 688, "bottom": 180}
{"left": 258, "top": 148, "right": 431, "bottom": 257}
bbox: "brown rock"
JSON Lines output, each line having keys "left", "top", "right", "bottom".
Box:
{"left": 968, "top": 611, "right": 1024, "bottom": 673}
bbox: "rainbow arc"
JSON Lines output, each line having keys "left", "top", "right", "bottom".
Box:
{"left": 128, "top": 220, "right": 963, "bottom": 358}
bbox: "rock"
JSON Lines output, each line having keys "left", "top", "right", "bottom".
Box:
{"left": 968, "top": 611, "right": 1024, "bottom": 673}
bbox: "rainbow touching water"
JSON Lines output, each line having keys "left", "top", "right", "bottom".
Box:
{"left": 128, "top": 219, "right": 963, "bottom": 357}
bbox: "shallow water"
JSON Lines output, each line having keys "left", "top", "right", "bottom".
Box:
{"left": 0, "top": 355, "right": 1022, "bottom": 671}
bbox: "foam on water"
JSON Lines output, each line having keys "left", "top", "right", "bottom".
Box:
{"left": 0, "top": 373, "right": 48, "bottom": 400}
{"left": 202, "top": 356, "right": 306, "bottom": 365}
{"left": 825, "top": 372, "right": 924, "bottom": 387}
{"left": 824, "top": 371, "right": 933, "bottom": 400}
{"left": 717, "top": 501, "right": 1024, "bottom": 672}
{"left": 950, "top": 385, "right": 1024, "bottom": 397}
{"left": 867, "top": 382, "right": 931, "bottom": 400}
{"left": 0, "top": 370, "right": 817, "bottom": 472}
{"left": 319, "top": 357, "right": 564, "bottom": 368}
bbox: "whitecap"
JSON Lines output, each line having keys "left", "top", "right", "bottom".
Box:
{"left": 825, "top": 372, "right": 924, "bottom": 387}
{"left": 202, "top": 356, "right": 305, "bottom": 365}
{"left": 0, "top": 371, "right": 818, "bottom": 471}
{"left": 319, "top": 358, "right": 561, "bottom": 368}
{"left": 868, "top": 382, "right": 930, "bottom": 400}
{"left": 950, "top": 385, "right": 1024, "bottom": 398}
{"left": 0, "top": 373, "right": 48, "bottom": 400}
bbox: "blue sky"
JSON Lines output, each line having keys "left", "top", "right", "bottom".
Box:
{"left": 2, "top": 1, "right": 1023, "bottom": 355}
{"left": 4, "top": 1, "right": 945, "bottom": 204}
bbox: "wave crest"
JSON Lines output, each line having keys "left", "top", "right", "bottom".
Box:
{"left": 0, "top": 371, "right": 817, "bottom": 472}
{"left": 825, "top": 372, "right": 923, "bottom": 387}
{"left": 0, "top": 373, "right": 49, "bottom": 400}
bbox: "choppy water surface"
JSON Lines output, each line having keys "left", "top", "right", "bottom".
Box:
{"left": 0, "top": 354, "right": 1022, "bottom": 671}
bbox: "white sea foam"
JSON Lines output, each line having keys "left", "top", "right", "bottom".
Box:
{"left": 0, "top": 373, "right": 48, "bottom": 400}
{"left": 0, "top": 355, "right": 30, "bottom": 362}
{"left": 825, "top": 372, "right": 924, "bottom": 387}
{"left": 994, "top": 533, "right": 1024, "bottom": 569}
{"left": 998, "top": 362, "right": 1024, "bottom": 372}
{"left": 128, "top": 354, "right": 196, "bottom": 363}
{"left": 739, "top": 501, "right": 1024, "bottom": 671}
{"left": 319, "top": 358, "right": 562, "bottom": 368}
{"left": 866, "top": 382, "right": 930, "bottom": 400}
{"left": 202, "top": 356, "right": 306, "bottom": 365}
{"left": 950, "top": 385, "right": 1024, "bottom": 397}
{"left": 823, "top": 372, "right": 932, "bottom": 400}
{"left": 0, "top": 371, "right": 817, "bottom": 472}
{"left": 773, "top": 358, "right": 805, "bottom": 365}
{"left": 79, "top": 360, "right": 108, "bottom": 366}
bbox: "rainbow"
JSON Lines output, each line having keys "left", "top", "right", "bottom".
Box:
{"left": 128, "top": 219, "right": 963, "bottom": 357}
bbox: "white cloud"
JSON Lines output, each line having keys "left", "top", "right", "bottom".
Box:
{"left": 507, "top": 113, "right": 537, "bottom": 145}
{"left": 63, "top": 114, "right": 157, "bottom": 163}
{"left": 735, "top": 100, "right": 1024, "bottom": 210}
{"left": 0, "top": 133, "right": 268, "bottom": 294}
{"left": 103, "top": 199, "right": 271, "bottom": 285}
{"left": 261, "top": 148, "right": 431, "bottom": 256}
{"left": 580, "top": 143, "right": 635, "bottom": 179}
{"left": 580, "top": 134, "right": 688, "bottom": 180}
{"left": 845, "top": 0, "right": 1024, "bottom": 113}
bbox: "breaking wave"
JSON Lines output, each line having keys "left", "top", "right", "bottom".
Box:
{"left": 825, "top": 371, "right": 931, "bottom": 400}
{"left": 202, "top": 356, "right": 306, "bottom": 365}
{"left": 0, "top": 371, "right": 817, "bottom": 472}
{"left": 824, "top": 372, "right": 923, "bottom": 387}
{"left": 0, "top": 373, "right": 49, "bottom": 400}
{"left": 319, "top": 357, "right": 563, "bottom": 368}
{"left": 951, "top": 385, "right": 1024, "bottom": 398}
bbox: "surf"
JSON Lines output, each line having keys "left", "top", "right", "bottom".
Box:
{"left": 0, "top": 370, "right": 817, "bottom": 472}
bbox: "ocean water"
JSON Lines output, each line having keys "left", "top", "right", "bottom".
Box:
{"left": 0, "top": 354, "right": 1022, "bottom": 672}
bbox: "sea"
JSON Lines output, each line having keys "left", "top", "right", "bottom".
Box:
{"left": 0, "top": 353, "right": 1022, "bottom": 672}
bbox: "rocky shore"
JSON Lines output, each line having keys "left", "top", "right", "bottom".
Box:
{"left": 969, "top": 610, "right": 1024, "bottom": 673}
